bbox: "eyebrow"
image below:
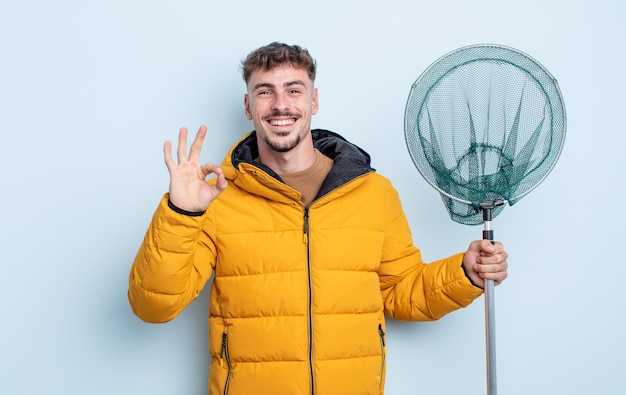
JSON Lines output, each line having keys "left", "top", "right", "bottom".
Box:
{"left": 252, "top": 80, "right": 307, "bottom": 91}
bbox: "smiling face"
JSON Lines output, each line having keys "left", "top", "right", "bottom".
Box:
{"left": 244, "top": 65, "right": 319, "bottom": 155}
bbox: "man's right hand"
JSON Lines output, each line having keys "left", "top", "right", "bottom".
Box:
{"left": 164, "top": 125, "right": 227, "bottom": 212}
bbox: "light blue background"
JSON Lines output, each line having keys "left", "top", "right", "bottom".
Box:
{"left": 1, "top": 0, "right": 624, "bottom": 394}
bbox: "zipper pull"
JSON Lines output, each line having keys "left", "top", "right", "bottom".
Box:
{"left": 303, "top": 207, "right": 310, "bottom": 243}
{"left": 220, "top": 332, "right": 227, "bottom": 368}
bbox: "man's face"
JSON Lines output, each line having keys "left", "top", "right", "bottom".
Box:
{"left": 244, "top": 65, "right": 319, "bottom": 153}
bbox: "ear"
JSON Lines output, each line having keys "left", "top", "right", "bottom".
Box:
{"left": 311, "top": 88, "right": 319, "bottom": 115}
{"left": 244, "top": 94, "right": 252, "bottom": 120}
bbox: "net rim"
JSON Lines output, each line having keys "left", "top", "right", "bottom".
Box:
{"left": 404, "top": 43, "right": 567, "bottom": 207}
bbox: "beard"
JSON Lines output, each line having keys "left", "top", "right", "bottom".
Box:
{"left": 263, "top": 133, "right": 301, "bottom": 153}
{"left": 259, "top": 110, "right": 305, "bottom": 152}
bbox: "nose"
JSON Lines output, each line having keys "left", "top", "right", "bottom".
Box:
{"left": 271, "top": 92, "right": 289, "bottom": 112}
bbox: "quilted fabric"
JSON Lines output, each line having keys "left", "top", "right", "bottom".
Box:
{"left": 128, "top": 129, "right": 482, "bottom": 394}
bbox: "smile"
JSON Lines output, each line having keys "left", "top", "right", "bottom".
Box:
{"left": 268, "top": 118, "right": 296, "bottom": 126}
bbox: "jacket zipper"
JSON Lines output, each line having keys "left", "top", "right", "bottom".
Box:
{"left": 303, "top": 206, "right": 315, "bottom": 395}
{"left": 378, "top": 324, "right": 387, "bottom": 392}
{"left": 220, "top": 332, "right": 231, "bottom": 395}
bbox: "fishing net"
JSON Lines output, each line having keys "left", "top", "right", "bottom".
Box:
{"left": 405, "top": 44, "right": 566, "bottom": 225}
{"left": 404, "top": 44, "right": 566, "bottom": 395}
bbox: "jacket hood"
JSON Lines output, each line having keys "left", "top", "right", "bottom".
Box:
{"left": 222, "top": 129, "right": 375, "bottom": 200}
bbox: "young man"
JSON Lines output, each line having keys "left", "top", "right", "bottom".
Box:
{"left": 128, "top": 42, "right": 508, "bottom": 395}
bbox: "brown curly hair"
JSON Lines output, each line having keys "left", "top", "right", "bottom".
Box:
{"left": 241, "top": 42, "right": 317, "bottom": 84}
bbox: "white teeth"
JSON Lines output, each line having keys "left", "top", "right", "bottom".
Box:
{"left": 270, "top": 119, "right": 295, "bottom": 126}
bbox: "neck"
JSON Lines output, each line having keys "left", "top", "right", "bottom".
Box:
{"left": 257, "top": 134, "right": 317, "bottom": 174}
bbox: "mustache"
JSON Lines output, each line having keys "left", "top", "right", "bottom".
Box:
{"left": 262, "top": 111, "right": 301, "bottom": 120}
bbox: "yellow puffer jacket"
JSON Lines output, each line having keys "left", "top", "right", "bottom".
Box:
{"left": 129, "top": 129, "right": 483, "bottom": 395}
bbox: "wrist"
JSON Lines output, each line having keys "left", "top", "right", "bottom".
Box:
{"left": 167, "top": 199, "right": 205, "bottom": 217}
{"left": 461, "top": 259, "right": 483, "bottom": 289}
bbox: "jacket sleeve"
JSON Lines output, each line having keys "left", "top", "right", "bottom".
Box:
{"left": 378, "top": 188, "right": 483, "bottom": 322}
{"left": 128, "top": 194, "right": 216, "bottom": 323}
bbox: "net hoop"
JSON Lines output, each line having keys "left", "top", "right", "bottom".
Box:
{"left": 404, "top": 44, "right": 566, "bottom": 222}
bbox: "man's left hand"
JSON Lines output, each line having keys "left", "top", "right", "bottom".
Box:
{"left": 462, "top": 240, "right": 509, "bottom": 288}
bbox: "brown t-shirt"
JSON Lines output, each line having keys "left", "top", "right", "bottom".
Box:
{"left": 278, "top": 149, "right": 334, "bottom": 206}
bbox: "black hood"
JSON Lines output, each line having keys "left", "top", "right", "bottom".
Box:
{"left": 231, "top": 129, "right": 375, "bottom": 198}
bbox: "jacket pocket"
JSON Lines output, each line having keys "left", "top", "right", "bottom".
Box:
{"left": 220, "top": 332, "right": 232, "bottom": 395}
{"left": 378, "top": 324, "right": 387, "bottom": 394}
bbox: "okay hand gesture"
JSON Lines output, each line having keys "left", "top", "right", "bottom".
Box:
{"left": 163, "top": 125, "right": 227, "bottom": 213}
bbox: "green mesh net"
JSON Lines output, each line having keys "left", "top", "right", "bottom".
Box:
{"left": 404, "top": 44, "right": 566, "bottom": 225}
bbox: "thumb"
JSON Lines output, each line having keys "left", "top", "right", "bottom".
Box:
{"left": 479, "top": 239, "right": 496, "bottom": 254}
{"left": 468, "top": 239, "right": 493, "bottom": 255}
{"left": 201, "top": 163, "right": 228, "bottom": 191}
